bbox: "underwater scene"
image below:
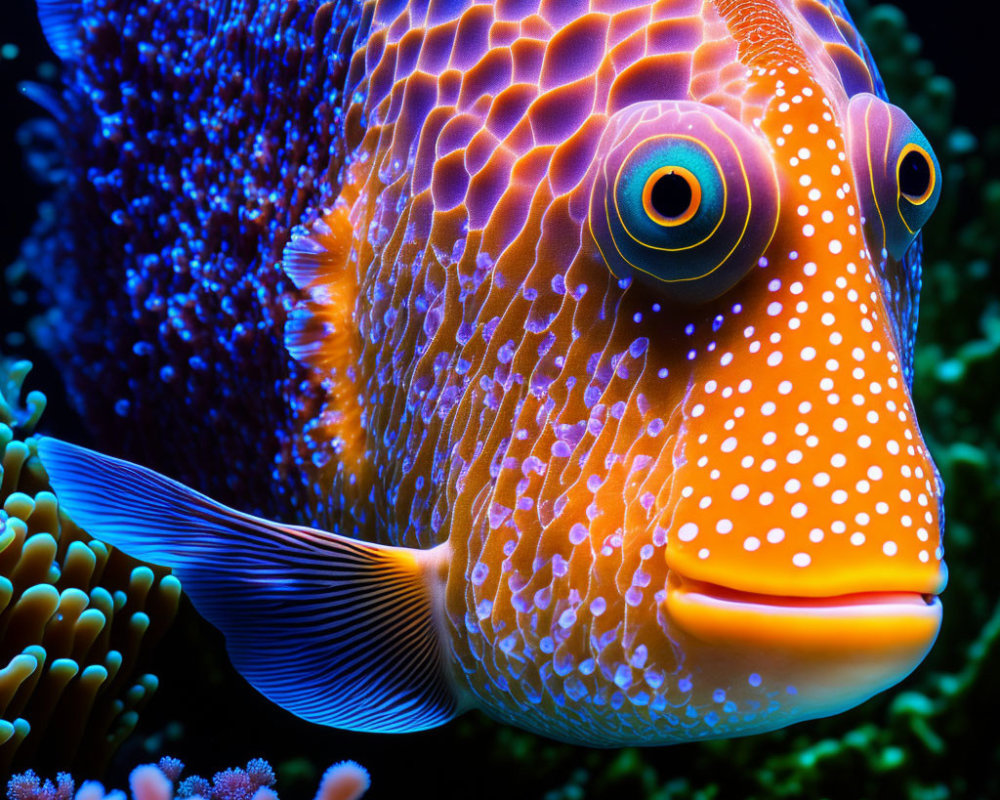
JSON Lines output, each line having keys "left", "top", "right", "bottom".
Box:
{"left": 1, "top": 0, "right": 997, "bottom": 797}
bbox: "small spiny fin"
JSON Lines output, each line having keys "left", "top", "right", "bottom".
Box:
{"left": 282, "top": 198, "right": 353, "bottom": 292}
{"left": 281, "top": 201, "right": 356, "bottom": 373}
{"left": 282, "top": 200, "right": 366, "bottom": 472}
{"left": 36, "top": 0, "right": 84, "bottom": 60}
{"left": 37, "top": 437, "right": 459, "bottom": 734}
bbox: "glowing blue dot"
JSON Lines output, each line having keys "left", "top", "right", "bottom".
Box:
{"left": 629, "top": 337, "right": 649, "bottom": 358}
{"left": 679, "top": 677, "right": 693, "bottom": 692}
{"left": 614, "top": 665, "right": 632, "bottom": 689}
{"left": 749, "top": 673, "right": 762, "bottom": 687}
{"left": 564, "top": 676, "right": 588, "bottom": 701}
{"left": 569, "top": 523, "right": 588, "bottom": 545}
{"left": 713, "top": 689, "right": 726, "bottom": 703}
{"left": 471, "top": 562, "right": 489, "bottom": 586}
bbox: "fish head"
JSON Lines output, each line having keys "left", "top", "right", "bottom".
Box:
{"left": 579, "top": 57, "right": 945, "bottom": 726}
{"left": 329, "top": 1, "right": 948, "bottom": 744}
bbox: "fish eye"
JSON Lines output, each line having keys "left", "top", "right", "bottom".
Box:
{"left": 846, "top": 93, "right": 941, "bottom": 259}
{"left": 897, "top": 144, "right": 935, "bottom": 206}
{"left": 590, "top": 101, "right": 779, "bottom": 304}
{"left": 643, "top": 166, "right": 700, "bottom": 226}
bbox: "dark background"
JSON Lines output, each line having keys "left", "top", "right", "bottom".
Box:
{"left": 0, "top": 1, "right": 995, "bottom": 797}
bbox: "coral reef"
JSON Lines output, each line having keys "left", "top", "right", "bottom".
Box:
{"left": 0, "top": 360, "right": 181, "bottom": 776}
{"left": 5, "top": 757, "right": 369, "bottom": 800}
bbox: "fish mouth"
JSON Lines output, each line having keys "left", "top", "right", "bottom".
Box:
{"left": 666, "top": 573, "right": 942, "bottom": 657}
{"left": 663, "top": 575, "right": 943, "bottom": 727}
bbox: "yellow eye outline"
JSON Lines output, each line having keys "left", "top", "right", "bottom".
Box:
{"left": 641, "top": 166, "right": 702, "bottom": 227}
{"left": 896, "top": 142, "right": 936, "bottom": 207}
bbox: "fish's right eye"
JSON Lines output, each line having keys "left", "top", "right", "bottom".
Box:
{"left": 590, "top": 101, "right": 779, "bottom": 304}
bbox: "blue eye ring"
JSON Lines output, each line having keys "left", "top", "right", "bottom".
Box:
{"left": 640, "top": 165, "right": 702, "bottom": 227}
{"left": 610, "top": 134, "right": 728, "bottom": 261}
{"left": 589, "top": 101, "right": 779, "bottom": 304}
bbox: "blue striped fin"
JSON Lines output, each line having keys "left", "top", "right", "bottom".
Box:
{"left": 36, "top": 0, "right": 84, "bottom": 60}
{"left": 36, "top": 437, "right": 458, "bottom": 733}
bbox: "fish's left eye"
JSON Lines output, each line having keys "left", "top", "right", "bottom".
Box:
{"left": 590, "top": 101, "right": 779, "bottom": 304}
{"left": 898, "top": 145, "right": 935, "bottom": 205}
{"left": 847, "top": 94, "right": 941, "bottom": 259}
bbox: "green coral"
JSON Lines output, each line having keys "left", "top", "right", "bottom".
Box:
{"left": 0, "top": 359, "right": 181, "bottom": 778}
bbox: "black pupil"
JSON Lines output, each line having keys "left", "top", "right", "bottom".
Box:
{"left": 651, "top": 171, "right": 692, "bottom": 219}
{"left": 899, "top": 150, "right": 931, "bottom": 199}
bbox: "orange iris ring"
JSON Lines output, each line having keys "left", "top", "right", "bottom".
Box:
{"left": 641, "top": 165, "right": 702, "bottom": 227}
{"left": 896, "top": 142, "right": 936, "bottom": 207}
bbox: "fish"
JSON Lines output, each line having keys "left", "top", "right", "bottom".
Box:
{"left": 36, "top": 0, "right": 947, "bottom": 746}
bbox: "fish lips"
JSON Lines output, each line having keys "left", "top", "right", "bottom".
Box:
{"left": 663, "top": 573, "right": 943, "bottom": 723}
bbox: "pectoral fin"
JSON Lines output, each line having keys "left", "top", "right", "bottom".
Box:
{"left": 37, "top": 437, "right": 458, "bottom": 733}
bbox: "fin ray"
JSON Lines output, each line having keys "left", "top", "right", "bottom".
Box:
{"left": 36, "top": 0, "right": 83, "bottom": 60}
{"left": 36, "top": 437, "right": 457, "bottom": 733}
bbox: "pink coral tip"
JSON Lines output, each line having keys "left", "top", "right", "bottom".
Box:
{"left": 74, "top": 782, "right": 108, "bottom": 800}
{"left": 313, "top": 762, "right": 370, "bottom": 800}
{"left": 128, "top": 766, "right": 172, "bottom": 800}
